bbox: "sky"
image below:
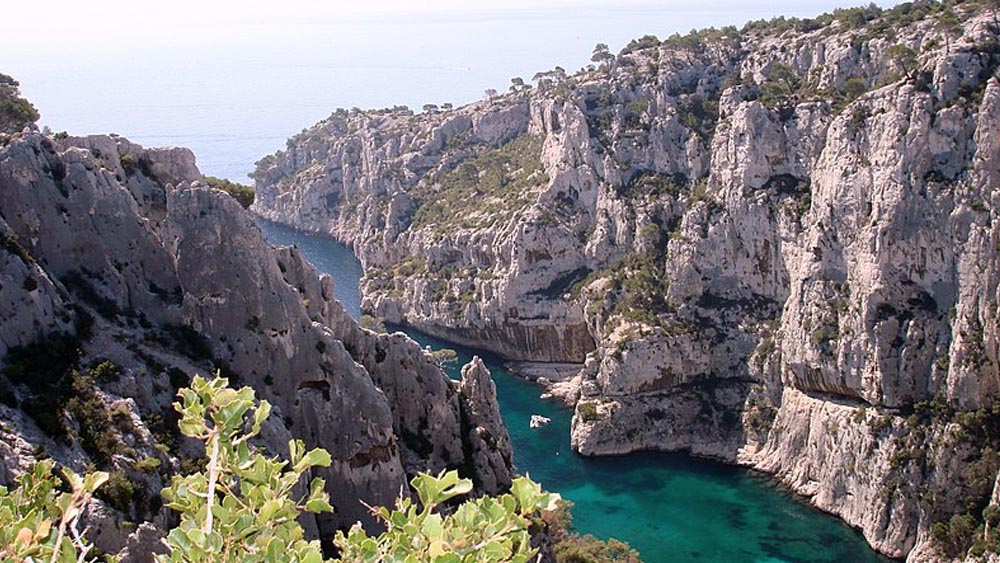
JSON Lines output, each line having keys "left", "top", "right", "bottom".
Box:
{"left": 1, "top": 0, "right": 902, "bottom": 181}
{"left": 2, "top": 0, "right": 901, "bottom": 54}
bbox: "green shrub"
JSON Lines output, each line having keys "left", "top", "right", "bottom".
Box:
{"left": 119, "top": 153, "right": 136, "bottom": 172}
{"left": 625, "top": 99, "right": 649, "bottom": 115}
{"left": 760, "top": 62, "right": 802, "bottom": 110}
{"left": 1, "top": 375, "right": 573, "bottom": 563}
{"left": 96, "top": 470, "right": 138, "bottom": 515}
{"left": 3, "top": 330, "right": 86, "bottom": 439}
{"left": 65, "top": 370, "right": 121, "bottom": 466}
{"left": 676, "top": 95, "right": 719, "bottom": 141}
{"left": 90, "top": 359, "right": 122, "bottom": 382}
{"left": 0, "top": 461, "right": 107, "bottom": 562}
{"left": 745, "top": 398, "right": 778, "bottom": 433}
{"left": 555, "top": 535, "right": 642, "bottom": 563}
{"left": 931, "top": 513, "right": 978, "bottom": 558}
{"left": 545, "top": 499, "right": 642, "bottom": 562}
{"left": 430, "top": 347, "right": 459, "bottom": 367}
{"left": 620, "top": 35, "right": 660, "bottom": 55}
{"left": 0, "top": 73, "right": 40, "bottom": 134}
{"left": 840, "top": 77, "right": 869, "bottom": 104}
{"left": 132, "top": 457, "right": 162, "bottom": 474}
{"left": 359, "top": 314, "right": 387, "bottom": 332}
{"left": 1, "top": 231, "right": 33, "bottom": 263}
{"left": 204, "top": 176, "right": 255, "bottom": 209}
{"left": 578, "top": 401, "right": 599, "bottom": 422}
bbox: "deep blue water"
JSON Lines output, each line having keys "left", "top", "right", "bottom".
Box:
{"left": 257, "top": 219, "right": 891, "bottom": 563}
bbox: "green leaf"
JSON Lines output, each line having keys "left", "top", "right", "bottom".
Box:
{"left": 86, "top": 471, "right": 110, "bottom": 493}
{"left": 178, "top": 418, "right": 203, "bottom": 438}
{"left": 166, "top": 528, "right": 191, "bottom": 554}
{"left": 61, "top": 468, "right": 84, "bottom": 493}
{"left": 412, "top": 470, "right": 472, "bottom": 508}
{"left": 304, "top": 497, "right": 334, "bottom": 513}
{"left": 295, "top": 448, "right": 332, "bottom": 472}
{"left": 422, "top": 513, "right": 444, "bottom": 540}
{"left": 185, "top": 528, "right": 206, "bottom": 548}
{"left": 308, "top": 477, "right": 326, "bottom": 498}
{"left": 252, "top": 400, "right": 272, "bottom": 433}
{"left": 289, "top": 439, "right": 302, "bottom": 465}
{"left": 57, "top": 536, "right": 76, "bottom": 563}
{"left": 265, "top": 537, "right": 283, "bottom": 563}
{"left": 259, "top": 499, "right": 281, "bottom": 522}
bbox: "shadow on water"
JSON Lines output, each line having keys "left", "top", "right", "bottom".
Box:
{"left": 257, "top": 219, "right": 363, "bottom": 318}
{"left": 257, "top": 218, "right": 894, "bottom": 563}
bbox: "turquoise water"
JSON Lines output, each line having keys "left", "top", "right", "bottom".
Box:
{"left": 257, "top": 219, "right": 891, "bottom": 563}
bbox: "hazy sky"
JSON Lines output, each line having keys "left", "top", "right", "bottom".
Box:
{"left": 3, "top": 0, "right": 900, "bottom": 53}
{"left": 1, "top": 0, "right": 902, "bottom": 180}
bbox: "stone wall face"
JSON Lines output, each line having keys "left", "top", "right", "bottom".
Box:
{"left": 0, "top": 132, "right": 512, "bottom": 558}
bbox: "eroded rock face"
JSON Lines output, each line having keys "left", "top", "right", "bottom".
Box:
{"left": 255, "top": 5, "right": 1000, "bottom": 559}
{"left": 0, "top": 132, "right": 513, "bottom": 555}
{"left": 458, "top": 357, "right": 514, "bottom": 493}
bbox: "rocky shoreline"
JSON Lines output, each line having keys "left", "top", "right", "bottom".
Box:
{"left": 252, "top": 3, "right": 1000, "bottom": 560}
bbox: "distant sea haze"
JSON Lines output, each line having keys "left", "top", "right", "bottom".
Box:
{"left": 5, "top": 1, "right": 888, "bottom": 181}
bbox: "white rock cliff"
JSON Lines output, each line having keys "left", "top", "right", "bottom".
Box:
{"left": 253, "top": 4, "right": 1000, "bottom": 560}
{"left": 0, "top": 131, "right": 513, "bottom": 558}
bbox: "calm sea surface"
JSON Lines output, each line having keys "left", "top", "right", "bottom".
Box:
{"left": 257, "top": 219, "right": 891, "bottom": 563}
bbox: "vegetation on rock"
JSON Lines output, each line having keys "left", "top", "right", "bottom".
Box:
{"left": 544, "top": 499, "right": 642, "bottom": 563}
{"left": 221, "top": 1, "right": 1000, "bottom": 559}
{"left": 411, "top": 133, "right": 548, "bottom": 233}
{"left": 205, "top": 176, "right": 255, "bottom": 209}
{"left": 0, "top": 73, "right": 39, "bottom": 134}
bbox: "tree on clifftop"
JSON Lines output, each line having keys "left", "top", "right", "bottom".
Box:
{"left": 0, "top": 73, "right": 39, "bottom": 134}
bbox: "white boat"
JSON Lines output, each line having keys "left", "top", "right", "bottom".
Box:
{"left": 529, "top": 414, "right": 551, "bottom": 429}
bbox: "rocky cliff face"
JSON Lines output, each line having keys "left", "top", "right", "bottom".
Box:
{"left": 0, "top": 131, "right": 513, "bottom": 559}
{"left": 253, "top": 3, "right": 1000, "bottom": 559}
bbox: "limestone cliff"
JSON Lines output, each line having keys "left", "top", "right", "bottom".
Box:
{"left": 0, "top": 131, "right": 512, "bottom": 558}
{"left": 254, "top": 3, "right": 1000, "bottom": 560}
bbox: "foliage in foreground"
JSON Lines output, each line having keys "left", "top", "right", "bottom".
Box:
{"left": 0, "top": 375, "right": 562, "bottom": 563}
{"left": 0, "top": 461, "right": 108, "bottom": 563}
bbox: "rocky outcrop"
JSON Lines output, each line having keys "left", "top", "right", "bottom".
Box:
{"left": 252, "top": 100, "right": 597, "bottom": 363}
{"left": 458, "top": 357, "right": 513, "bottom": 492}
{"left": 0, "top": 131, "right": 513, "bottom": 556}
{"left": 254, "top": 4, "right": 1000, "bottom": 560}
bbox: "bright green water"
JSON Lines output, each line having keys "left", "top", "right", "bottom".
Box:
{"left": 257, "top": 219, "right": 892, "bottom": 563}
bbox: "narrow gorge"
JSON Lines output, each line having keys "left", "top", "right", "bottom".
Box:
{"left": 259, "top": 218, "right": 890, "bottom": 562}
{"left": 252, "top": 3, "right": 1000, "bottom": 560}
